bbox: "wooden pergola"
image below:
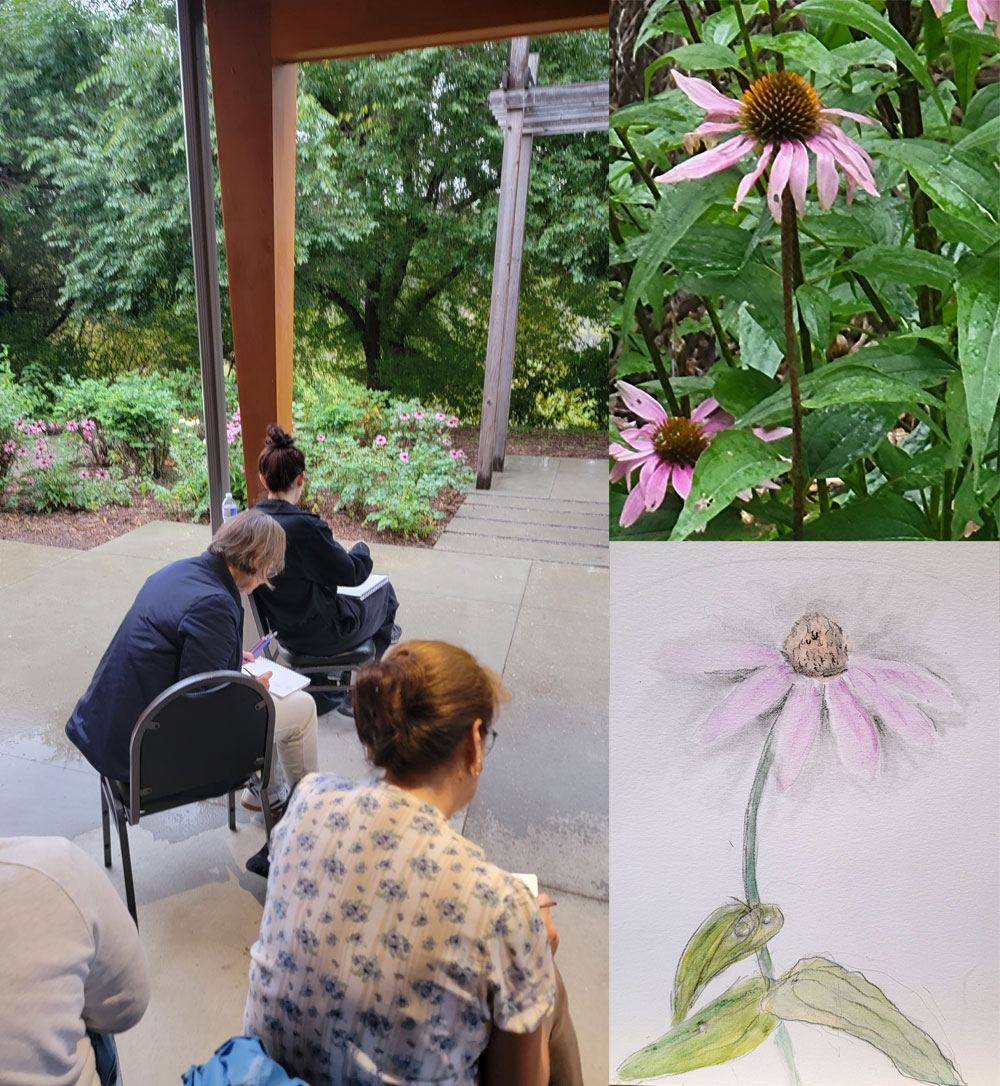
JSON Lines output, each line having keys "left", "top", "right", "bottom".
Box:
{"left": 175, "top": 0, "right": 607, "bottom": 529}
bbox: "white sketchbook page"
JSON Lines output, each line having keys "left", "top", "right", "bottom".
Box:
{"left": 242, "top": 657, "right": 309, "bottom": 698}
{"left": 337, "top": 573, "right": 387, "bottom": 599}
{"left": 609, "top": 542, "right": 1000, "bottom": 1086}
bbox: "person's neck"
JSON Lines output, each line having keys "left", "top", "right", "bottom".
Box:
{"left": 384, "top": 764, "right": 467, "bottom": 819}
{"left": 268, "top": 489, "right": 298, "bottom": 504}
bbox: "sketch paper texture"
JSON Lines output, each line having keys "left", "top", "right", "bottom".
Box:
{"left": 609, "top": 542, "right": 1000, "bottom": 1086}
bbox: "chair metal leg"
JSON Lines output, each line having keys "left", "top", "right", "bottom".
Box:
{"left": 114, "top": 803, "right": 138, "bottom": 927}
{"left": 100, "top": 780, "right": 112, "bottom": 868}
{"left": 228, "top": 789, "right": 236, "bottom": 831}
{"left": 261, "top": 789, "right": 274, "bottom": 840}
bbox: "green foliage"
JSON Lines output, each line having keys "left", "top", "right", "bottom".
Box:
{"left": 611, "top": 0, "right": 1000, "bottom": 540}
{"left": 151, "top": 417, "right": 247, "bottom": 521}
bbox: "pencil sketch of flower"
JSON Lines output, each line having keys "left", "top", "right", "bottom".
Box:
{"left": 656, "top": 70, "right": 879, "bottom": 221}
{"left": 660, "top": 614, "right": 956, "bottom": 790}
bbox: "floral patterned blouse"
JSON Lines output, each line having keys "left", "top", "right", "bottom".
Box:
{"left": 243, "top": 773, "right": 555, "bottom": 1085}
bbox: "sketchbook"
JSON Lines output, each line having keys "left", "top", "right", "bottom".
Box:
{"left": 337, "top": 572, "right": 388, "bottom": 600}
{"left": 242, "top": 657, "right": 310, "bottom": 698}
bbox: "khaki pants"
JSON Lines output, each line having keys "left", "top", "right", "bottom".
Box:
{"left": 548, "top": 963, "right": 584, "bottom": 1086}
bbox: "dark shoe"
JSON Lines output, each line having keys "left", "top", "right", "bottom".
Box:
{"left": 390, "top": 624, "right": 402, "bottom": 644}
{"left": 245, "top": 842, "right": 270, "bottom": 878}
{"left": 310, "top": 689, "right": 347, "bottom": 715}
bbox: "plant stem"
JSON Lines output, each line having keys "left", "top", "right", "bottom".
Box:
{"left": 703, "top": 298, "right": 737, "bottom": 368}
{"left": 637, "top": 309, "right": 683, "bottom": 416}
{"left": 780, "top": 190, "right": 805, "bottom": 539}
{"left": 941, "top": 467, "right": 954, "bottom": 540}
{"left": 743, "top": 724, "right": 802, "bottom": 1086}
{"left": 678, "top": 0, "right": 702, "bottom": 42}
{"left": 734, "top": 1, "right": 761, "bottom": 79}
{"left": 614, "top": 128, "right": 660, "bottom": 202}
{"left": 817, "top": 477, "right": 831, "bottom": 514}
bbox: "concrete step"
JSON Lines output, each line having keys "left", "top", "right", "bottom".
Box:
{"left": 443, "top": 517, "right": 606, "bottom": 547}
{"left": 434, "top": 530, "right": 609, "bottom": 567}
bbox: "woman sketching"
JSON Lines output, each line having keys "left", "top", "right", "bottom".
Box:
{"left": 253, "top": 424, "right": 400, "bottom": 674}
{"left": 243, "top": 640, "right": 582, "bottom": 1086}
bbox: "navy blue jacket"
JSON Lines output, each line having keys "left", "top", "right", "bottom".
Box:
{"left": 252, "top": 499, "right": 372, "bottom": 646}
{"left": 65, "top": 551, "right": 243, "bottom": 780}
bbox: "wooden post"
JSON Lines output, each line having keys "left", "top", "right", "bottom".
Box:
{"left": 476, "top": 37, "right": 529, "bottom": 490}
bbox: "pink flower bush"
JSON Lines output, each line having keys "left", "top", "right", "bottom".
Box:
{"left": 399, "top": 412, "right": 410, "bottom": 421}
{"left": 610, "top": 381, "right": 790, "bottom": 528}
{"left": 447, "top": 416, "right": 459, "bottom": 428}
{"left": 657, "top": 70, "right": 879, "bottom": 221}
{"left": 414, "top": 411, "right": 424, "bottom": 420}
{"left": 435, "top": 412, "right": 446, "bottom": 421}
{"left": 399, "top": 451, "right": 410, "bottom": 463}
{"left": 95, "top": 468, "right": 109, "bottom": 481}
{"left": 78, "top": 470, "right": 90, "bottom": 479}
{"left": 374, "top": 434, "right": 387, "bottom": 447}
{"left": 316, "top": 433, "right": 326, "bottom": 442}
{"left": 659, "top": 614, "right": 956, "bottom": 790}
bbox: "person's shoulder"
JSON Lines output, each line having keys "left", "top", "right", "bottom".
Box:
{"left": 0, "top": 836, "right": 106, "bottom": 903}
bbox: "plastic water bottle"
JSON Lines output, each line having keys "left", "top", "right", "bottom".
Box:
{"left": 221, "top": 491, "right": 238, "bottom": 521}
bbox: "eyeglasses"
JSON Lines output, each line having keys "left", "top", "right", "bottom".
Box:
{"left": 483, "top": 728, "right": 498, "bottom": 755}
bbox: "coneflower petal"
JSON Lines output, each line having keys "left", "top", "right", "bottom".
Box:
{"left": 788, "top": 142, "right": 809, "bottom": 218}
{"left": 616, "top": 381, "right": 670, "bottom": 425}
{"left": 820, "top": 107, "right": 877, "bottom": 126}
{"left": 691, "top": 396, "right": 721, "bottom": 423}
{"left": 766, "top": 141, "right": 795, "bottom": 222}
{"left": 734, "top": 142, "right": 773, "bottom": 210}
{"left": 619, "top": 481, "right": 647, "bottom": 527}
{"left": 671, "top": 70, "right": 744, "bottom": 118}
{"left": 810, "top": 139, "right": 839, "bottom": 210}
{"left": 656, "top": 134, "right": 755, "bottom": 184}
{"left": 641, "top": 458, "right": 673, "bottom": 512}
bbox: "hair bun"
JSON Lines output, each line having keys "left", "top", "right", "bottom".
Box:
{"left": 265, "top": 423, "right": 295, "bottom": 450}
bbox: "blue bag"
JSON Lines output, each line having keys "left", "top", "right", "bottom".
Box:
{"left": 182, "top": 1036, "right": 309, "bottom": 1086}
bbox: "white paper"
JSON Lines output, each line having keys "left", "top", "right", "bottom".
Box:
{"left": 242, "top": 657, "right": 309, "bottom": 698}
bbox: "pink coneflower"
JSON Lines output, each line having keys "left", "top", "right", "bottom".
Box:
{"left": 78, "top": 470, "right": 90, "bottom": 479}
{"left": 414, "top": 411, "right": 424, "bottom": 420}
{"left": 374, "top": 434, "right": 387, "bottom": 447}
{"left": 316, "top": 433, "right": 326, "bottom": 442}
{"left": 610, "top": 381, "right": 789, "bottom": 528}
{"left": 399, "top": 451, "right": 410, "bottom": 463}
{"left": 660, "top": 614, "right": 956, "bottom": 791}
{"left": 657, "top": 70, "right": 879, "bottom": 222}
{"left": 435, "top": 412, "right": 446, "bottom": 421}
{"left": 447, "top": 416, "right": 459, "bottom": 428}
{"left": 66, "top": 420, "right": 79, "bottom": 431}
{"left": 455, "top": 449, "right": 465, "bottom": 458}
{"left": 399, "top": 412, "right": 410, "bottom": 421}
{"left": 441, "top": 436, "right": 452, "bottom": 447}
{"left": 930, "top": 0, "right": 998, "bottom": 33}
{"left": 95, "top": 468, "right": 109, "bottom": 481}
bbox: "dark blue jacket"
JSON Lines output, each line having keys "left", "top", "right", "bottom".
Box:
{"left": 65, "top": 551, "right": 243, "bottom": 780}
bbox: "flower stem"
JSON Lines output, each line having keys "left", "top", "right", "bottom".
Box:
{"left": 703, "top": 298, "right": 737, "bottom": 368}
{"left": 780, "top": 190, "right": 805, "bottom": 539}
{"left": 734, "top": 1, "right": 761, "bottom": 79}
{"left": 744, "top": 724, "right": 802, "bottom": 1086}
{"left": 614, "top": 128, "right": 660, "bottom": 202}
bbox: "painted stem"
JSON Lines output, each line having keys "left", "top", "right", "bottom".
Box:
{"left": 743, "top": 725, "right": 802, "bottom": 1086}
{"left": 781, "top": 190, "right": 804, "bottom": 539}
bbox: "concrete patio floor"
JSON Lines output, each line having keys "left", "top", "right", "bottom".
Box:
{"left": 0, "top": 455, "right": 609, "bottom": 1084}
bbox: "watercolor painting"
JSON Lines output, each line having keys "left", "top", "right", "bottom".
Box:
{"left": 609, "top": 543, "right": 999, "bottom": 1086}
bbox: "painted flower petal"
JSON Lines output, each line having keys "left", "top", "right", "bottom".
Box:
{"left": 773, "top": 679, "right": 823, "bottom": 791}
{"left": 670, "top": 463, "right": 694, "bottom": 499}
{"left": 825, "top": 676, "right": 879, "bottom": 779}
{"left": 788, "top": 141, "right": 809, "bottom": 218}
{"left": 672, "top": 71, "right": 743, "bottom": 117}
{"left": 640, "top": 457, "right": 673, "bottom": 512}
{"left": 619, "top": 482, "right": 647, "bottom": 528}
{"left": 697, "top": 664, "right": 795, "bottom": 743}
{"left": 616, "top": 381, "right": 669, "bottom": 425}
{"left": 653, "top": 642, "right": 785, "bottom": 675}
{"left": 766, "top": 141, "right": 795, "bottom": 223}
{"left": 734, "top": 142, "right": 773, "bottom": 210}
{"left": 851, "top": 655, "right": 957, "bottom": 714}
{"left": 656, "top": 135, "right": 754, "bottom": 185}
{"left": 846, "top": 667, "right": 935, "bottom": 746}
{"left": 691, "top": 396, "right": 721, "bottom": 423}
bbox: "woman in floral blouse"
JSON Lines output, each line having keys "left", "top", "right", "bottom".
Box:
{"left": 243, "top": 640, "right": 582, "bottom": 1085}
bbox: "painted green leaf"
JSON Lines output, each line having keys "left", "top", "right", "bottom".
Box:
{"left": 619, "top": 977, "right": 776, "bottom": 1080}
{"left": 843, "top": 247, "right": 957, "bottom": 295}
{"left": 669, "top": 430, "right": 786, "bottom": 540}
{"left": 763, "top": 958, "right": 963, "bottom": 1086}
{"left": 803, "top": 493, "right": 933, "bottom": 540}
{"left": 802, "top": 404, "right": 899, "bottom": 480}
{"left": 673, "top": 902, "right": 784, "bottom": 1025}
{"left": 956, "top": 277, "right": 1000, "bottom": 482}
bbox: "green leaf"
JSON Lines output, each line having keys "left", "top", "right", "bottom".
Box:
{"left": 619, "top": 977, "right": 776, "bottom": 1080}
{"left": 803, "top": 404, "right": 899, "bottom": 479}
{"left": 952, "top": 114, "right": 1000, "bottom": 155}
{"left": 621, "top": 171, "right": 731, "bottom": 336}
{"left": 950, "top": 35, "right": 980, "bottom": 114}
{"left": 876, "top": 140, "right": 999, "bottom": 234}
{"left": 800, "top": 365, "right": 944, "bottom": 412}
{"left": 673, "top": 902, "right": 784, "bottom": 1025}
{"left": 712, "top": 367, "right": 781, "bottom": 417}
{"left": 957, "top": 276, "right": 1000, "bottom": 481}
{"left": 610, "top": 92, "right": 702, "bottom": 133}
{"left": 952, "top": 469, "right": 1000, "bottom": 539}
{"left": 752, "top": 31, "right": 838, "bottom": 74}
{"left": 615, "top": 350, "right": 654, "bottom": 378}
{"left": 763, "top": 958, "right": 963, "bottom": 1085}
{"left": 796, "top": 284, "right": 831, "bottom": 353}
{"left": 664, "top": 42, "right": 743, "bottom": 70}
{"left": 670, "top": 430, "right": 786, "bottom": 540}
{"left": 737, "top": 302, "right": 784, "bottom": 378}
{"left": 803, "top": 492, "right": 933, "bottom": 539}
{"left": 843, "top": 246, "right": 957, "bottom": 295}
{"left": 964, "top": 82, "right": 1000, "bottom": 133}
{"left": 609, "top": 486, "right": 682, "bottom": 540}
{"left": 798, "top": 1, "right": 947, "bottom": 118}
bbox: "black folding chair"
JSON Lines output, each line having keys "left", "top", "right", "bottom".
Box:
{"left": 247, "top": 592, "right": 376, "bottom": 695}
{"left": 100, "top": 670, "right": 275, "bottom": 926}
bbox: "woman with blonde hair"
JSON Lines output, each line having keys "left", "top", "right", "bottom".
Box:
{"left": 244, "top": 640, "right": 582, "bottom": 1085}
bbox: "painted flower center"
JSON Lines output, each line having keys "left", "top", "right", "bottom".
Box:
{"left": 651, "top": 416, "right": 707, "bottom": 467}
{"left": 782, "top": 614, "right": 849, "bottom": 680}
{"left": 740, "top": 70, "right": 823, "bottom": 145}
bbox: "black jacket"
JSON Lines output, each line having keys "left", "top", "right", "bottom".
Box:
{"left": 253, "top": 498, "right": 372, "bottom": 644}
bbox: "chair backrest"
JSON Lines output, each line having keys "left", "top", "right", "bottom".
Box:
{"left": 128, "top": 671, "right": 274, "bottom": 821}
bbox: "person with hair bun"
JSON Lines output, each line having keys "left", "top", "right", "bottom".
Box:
{"left": 244, "top": 640, "right": 583, "bottom": 1086}
{"left": 254, "top": 424, "right": 400, "bottom": 705}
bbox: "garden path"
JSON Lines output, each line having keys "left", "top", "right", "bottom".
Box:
{"left": 0, "top": 453, "right": 609, "bottom": 1084}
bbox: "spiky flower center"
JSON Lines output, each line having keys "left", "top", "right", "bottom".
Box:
{"left": 740, "top": 70, "right": 822, "bottom": 145}
{"left": 783, "top": 614, "right": 849, "bottom": 680}
{"left": 651, "top": 417, "right": 707, "bottom": 467}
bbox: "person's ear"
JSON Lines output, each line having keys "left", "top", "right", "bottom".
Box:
{"left": 258, "top": 472, "right": 268, "bottom": 490}
{"left": 297, "top": 472, "right": 305, "bottom": 488}
{"left": 468, "top": 718, "right": 484, "bottom": 775}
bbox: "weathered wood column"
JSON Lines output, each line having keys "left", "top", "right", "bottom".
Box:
{"left": 204, "top": 0, "right": 297, "bottom": 504}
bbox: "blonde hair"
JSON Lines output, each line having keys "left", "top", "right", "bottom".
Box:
{"left": 208, "top": 508, "right": 286, "bottom": 587}
{"left": 353, "top": 640, "right": 509, "bottom": 777}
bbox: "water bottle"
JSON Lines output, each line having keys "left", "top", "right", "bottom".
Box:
{"left": 221, "top": 491, "right": 238, "bottom": 521}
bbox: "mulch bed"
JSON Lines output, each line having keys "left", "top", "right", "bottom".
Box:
{"left": 0, "top": 428, "right": 606, "bottom": 551}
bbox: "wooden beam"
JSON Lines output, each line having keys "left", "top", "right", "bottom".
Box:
{"left": 489, "top": 81, "right": 609, "bottom": 134}
{"left": 477, "top": 38, "right": 530, "bottom": 490}
{"left": 205, "top": 0, "right": 298, "bottom": 503}
{"left": 271, "top": 0, "right": 607, "bottom": 62}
